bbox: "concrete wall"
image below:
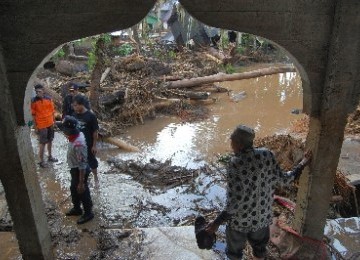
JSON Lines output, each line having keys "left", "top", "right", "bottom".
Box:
{"left": 0, "top": 0, "right": 359, "bottom": 258}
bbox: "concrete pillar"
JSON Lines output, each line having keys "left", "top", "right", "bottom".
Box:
{"left": 0, "top": 46, "right": 53, "bottom": 259}
{"left": 294, "top": 0, "right": 360, "bottom": 239}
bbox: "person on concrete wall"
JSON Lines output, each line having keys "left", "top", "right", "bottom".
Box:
{"left": 205, "top": 125, "right": 312, "bottom": 260}
{"left": 59, "top": 115, "right": 94, "bottom": 224}
{"left": 31, "top": 84, "right": 58, "bottom": 168}
{"left": 72, "top": 95, "right": 99, "bottom": 187}
{"left": 62, "top": 82, "right": 90, "bottom": 118}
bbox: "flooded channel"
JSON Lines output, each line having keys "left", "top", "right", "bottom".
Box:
{"left": 101, "top": 71, "right": 302, "bottom": 168}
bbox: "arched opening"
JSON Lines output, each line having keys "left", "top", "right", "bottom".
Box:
{"left": 17, "top": 4, "right": 314, "bottom": 259}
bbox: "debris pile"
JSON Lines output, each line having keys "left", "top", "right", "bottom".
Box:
{"left": 254, "top": 134, "right": 305, "bottom": 170}
{"left": 289, "top": 105, "right": 360, "bottom": 136}
{"left": 345, "top": 105, "right": 360, "bottom": 135}
{"left": 107, "top": 158, "right": 201, "bottom": 191}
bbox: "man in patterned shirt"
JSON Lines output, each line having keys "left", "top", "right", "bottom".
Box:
{"left": 206, "top": 125, "right": 311, "bottom": 260}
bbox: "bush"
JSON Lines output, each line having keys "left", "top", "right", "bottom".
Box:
{"left": 113, "top": 43, "right": 134, "bottom": 56}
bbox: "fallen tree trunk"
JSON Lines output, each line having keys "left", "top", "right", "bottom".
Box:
{"left": 102, "top": 137, "right": 140, "bottom": 152}
{"left": 192, "top": 84, "right": 229, "bottom": 93}
{"left": 153, "top": 97, "right": 216, "bottom": 109}
{"left": 99, "top": 89, "right": 127, "bottom": 107}
{"left": 166, "top": 64, "right": 296, "bottom": 89}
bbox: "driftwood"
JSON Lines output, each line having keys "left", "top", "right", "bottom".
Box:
{"left": 103, "top": 137, "right": 140, "bottom": 152}
{"left": 161, "top": 75, "right": 183, "bottom": 81}
{"left": 204, "top": 53, "right": 223, "bottom": 64}
{"left": 100, "top": 67, "right": 111, "bottom": 83}
{"left": 184, "top": 91, "right": 210, "bottom": 100}
{"left": 99, "top": 89, "right": 127, "bottom": 107}
{"left": 192, "top": 84, "right": 229, "bottom": 93}
{"left": 153, "top": 97, "right": 216, "bottom": 109}
{"left": 166, "top": 65, "right": 296, "bottom": 89}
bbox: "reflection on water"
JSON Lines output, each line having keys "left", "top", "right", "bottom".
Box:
{"left": 101, "top": 72, "right": 303, "bottom": 168}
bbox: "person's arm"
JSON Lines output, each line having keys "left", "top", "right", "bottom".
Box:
{"left": 91, "top": 113, "right": 99, "bottom": 155}
{"left": 206, "top": 211, "right": 232, "bottom": 233}
{"left": 272, "top": 150, "right": 312, "bottom": 186}
{"left": 92, "top": 130, "right": 98, "bottom": 155}
{"left": 30, "top": 102, "right": 37, "bottom": 131}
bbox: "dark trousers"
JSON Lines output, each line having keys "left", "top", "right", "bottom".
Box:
{"left": 226, "top": 226, "right": 270, "bottom": 259}
{"left": 70, "top": 168, "right": 93, "bottom": 214}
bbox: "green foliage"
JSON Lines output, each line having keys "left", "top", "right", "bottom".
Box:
{"left": 217, "top": 153, "right": 231, "bottom": 164}
{"left": 86, "top": 34, "right": 110, "bottom": 71}
{"left": 222, "top": 63, "right": 236, "bottom": 74}
{"left": 113, "top": 43, "right": 134, "bottom": 56}
{"left": 152, "top": 48, "right": 177, "bottom": 62}
{"left": 168, "top": 50, "right": 177, "bottom": 59}
{"left": 87, "top": 50, "right": 96, "bottom": 71}
{"left": 220, "top": 33, "right": 229, "bottom": 49}
{"left": 236, "top": 45, "right": 247, "bottom": 55}
{"left": 102, "top": 33, "right": 112, "bottom": 45}
{"left": 241, "top": 33, "right": 253, "bottom": 47}
{"left": 53, "top": 48, "right": 65, "bottom": 60}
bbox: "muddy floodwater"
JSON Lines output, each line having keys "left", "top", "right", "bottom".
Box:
{"left": 103, "top": 71, "right": 302, "bottom": 168}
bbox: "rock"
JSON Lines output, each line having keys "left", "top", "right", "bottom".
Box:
{"left": 55, "top": 60, "right": 88, "bottom": 76}
{"left": 230, "top": 91, "right": 247, "bottom": 102}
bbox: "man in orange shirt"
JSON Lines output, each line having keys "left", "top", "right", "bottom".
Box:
{"left": 31, "top": 84, "right": 58, "bottom": 168}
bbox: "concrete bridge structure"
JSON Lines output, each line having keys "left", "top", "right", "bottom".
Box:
{"left": 0, "top": 0, "right": 359, "bottom": 259}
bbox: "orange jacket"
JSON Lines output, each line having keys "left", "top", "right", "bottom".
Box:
{"left": 31, "top": 95, "right": 55, "bottom": 129}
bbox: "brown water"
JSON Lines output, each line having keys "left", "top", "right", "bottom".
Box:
{"left": 104, "top": 71, "right": 303, "bottom": 168}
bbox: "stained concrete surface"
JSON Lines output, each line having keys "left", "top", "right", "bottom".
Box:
{"left": 339, "top": 138, "right": 360, "bottom": 185}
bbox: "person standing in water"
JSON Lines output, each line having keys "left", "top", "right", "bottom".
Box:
{"left": 72, "top": 95, "right": 99, "bottom": 187}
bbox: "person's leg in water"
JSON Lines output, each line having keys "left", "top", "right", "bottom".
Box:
{"left": 66, "top": 168, "right": 83, "bottom": 216}
{"left": 77, "top": 167, "right": 94, "bottom": 224}
{"left": 88, "top": 149, "right": 99, "bottom": 188}
{"left": 247, "top": 226, "right": 270, "bottom": 260}
{"left": 37, "top": 128, "right": 48, "bottom": 167}
{"left": 225, "top": 227, "right": 247, "bottom": 260}
{"left": 46, "top": 126, "right": 58, "bottom": 162}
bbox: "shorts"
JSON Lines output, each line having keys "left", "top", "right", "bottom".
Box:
{"left": 87, "top": 147, "right": 98, "bottom": 170}
{"left": 226, "top": 226, "right": 270, "bottom": 259}
{"left": 38, "top": 126, "right": 54, "bottom": 144}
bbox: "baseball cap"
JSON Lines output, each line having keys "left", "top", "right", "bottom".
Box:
{"left": 69, "top": 82, "right": 79, "bottom": 91}
{"left": 57, "top": 115, "right": 80, "bottom": 135}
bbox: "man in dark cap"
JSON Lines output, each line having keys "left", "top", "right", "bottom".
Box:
{"left": 62, "top": 82, "right": 90, "bottom": 118}
{"left": 206, "top": 125, "right": 312, "bottom": 260}
{"left": 60, "top": 115, "right": 94, "bottom": 224}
